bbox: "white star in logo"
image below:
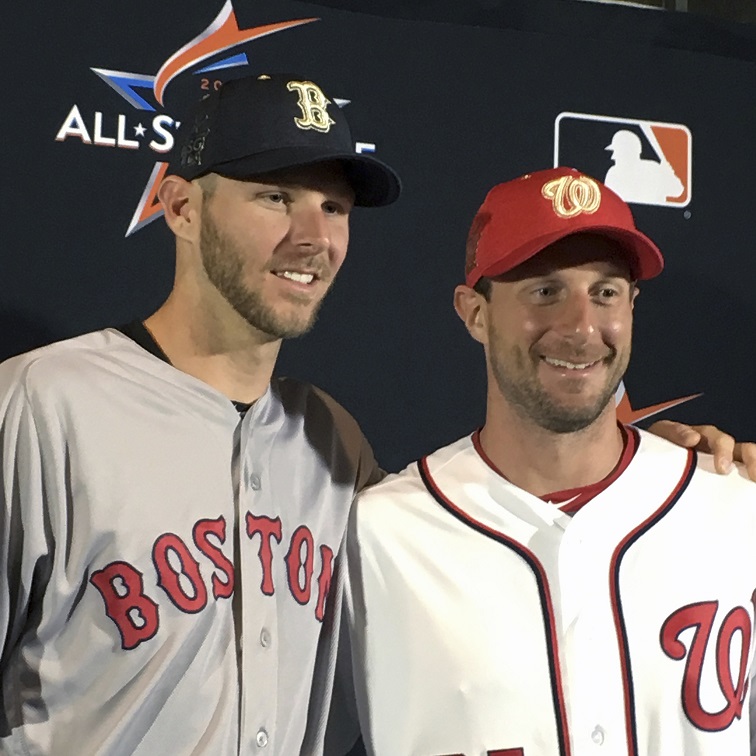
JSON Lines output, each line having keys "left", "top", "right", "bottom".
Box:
{"left": 134, "top": 123, "right": 146, "bottom": 137}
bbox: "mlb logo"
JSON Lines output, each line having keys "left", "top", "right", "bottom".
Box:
{"left": 554, "top": 112, "right": 691, "bottom": 208}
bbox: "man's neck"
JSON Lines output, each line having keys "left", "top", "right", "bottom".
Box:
{"left": 478, "top": 402, "right": 624, "bottom": 498}
{"left": 144, "top": 296, "right": 280, "bottom": 405}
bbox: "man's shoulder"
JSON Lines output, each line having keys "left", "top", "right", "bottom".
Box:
{"left": 692, "top": 451, "right": 756, "bottom": 497}
{"left": 272, "top": 377, "right": 369, "bottom": 444}
{"left": 357, "top": 461, "right": 423, "bottom": 501}
{"left": 356, "top": 433, "right": 475, "bottom": 504}
{"left": 0, "top": 329, "right": 136, "bottom": 388}
{"left": 636, "top": 427, "right": 756, "bottom": 501}
{"left": 0, "top": 328, "right": 187, "bottom": 418}
{"left": 271, "top": 377, "right": 380, "bottom": 489}
{"left": 274, "top": 376, "right": 355, "bottom": 420}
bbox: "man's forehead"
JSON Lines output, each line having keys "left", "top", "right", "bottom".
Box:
{"left": 499, "top": 233, "right": 634, "bottom": 281}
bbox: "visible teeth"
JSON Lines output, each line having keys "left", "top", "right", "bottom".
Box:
{"left": 543, "top": 357, "right": 597, "bottom": 370}
{"left": 278, "top": 271, "right": 314, "bottom": 284}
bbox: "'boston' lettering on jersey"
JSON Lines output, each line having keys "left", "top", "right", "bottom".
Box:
{"left": 90, "top": 512, "right": 335, "bottom": 650}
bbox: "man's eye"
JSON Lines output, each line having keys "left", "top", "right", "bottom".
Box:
{"left": 534, "top": 287, "right": 556, "bottom": 298}
{"left": 322, "top": 203, "right": 341, "bottom": 215}
{"left": 264, "top": 192, "right": 287, "bottom": 204}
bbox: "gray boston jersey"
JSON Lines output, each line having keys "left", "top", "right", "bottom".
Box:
{"left": 0, "top": 329, "right": 379, "bottom": 755}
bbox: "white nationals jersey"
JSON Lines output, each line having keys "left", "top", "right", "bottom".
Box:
{"left": 347, "top": 430, "right": 756, "bottom": 756}
{"left": 0, "top": 329, "right": 379, "bottom": 756}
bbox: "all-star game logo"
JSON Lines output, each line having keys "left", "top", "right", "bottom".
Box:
{"left": 54, "top": 1, "right": 373, "bottom": 236}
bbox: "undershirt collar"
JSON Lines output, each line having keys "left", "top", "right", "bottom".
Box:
{"left": 115, "top": 321, "right": 252, "bottom": 416}
{"left": 472, "top": 423, "right": 640, "bottom": 515}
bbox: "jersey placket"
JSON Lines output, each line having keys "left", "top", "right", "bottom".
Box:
{"left": 237, "top": 396, "right": 280, "bottom": 754}
{"left": 558, "top": 516, "right": 630, "bottom": 753}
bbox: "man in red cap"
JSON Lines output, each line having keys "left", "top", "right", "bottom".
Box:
{"left": 343, "top": 168, "right": 756, "bottom": 756}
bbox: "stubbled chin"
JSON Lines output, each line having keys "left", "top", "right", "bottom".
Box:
{"left": 539, "top": 369, "right": 610, "bottom": 400}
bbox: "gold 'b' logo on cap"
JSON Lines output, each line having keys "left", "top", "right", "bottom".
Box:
{"left": 541, "top": 175, "right": 601, "bottom": 218}
{"left": 286, "top": 80, "right": 335, "bottom": 133}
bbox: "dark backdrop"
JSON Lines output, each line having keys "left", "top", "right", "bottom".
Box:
{"left": 6, "top": 0, "right": 755, "bottom": 472}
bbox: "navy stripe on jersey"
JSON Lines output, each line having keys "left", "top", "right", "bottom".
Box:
{"left": 418, "top": 456, "right": 573, "bottom": 756}
{"left": 609, "top": 449, "right": 697, "bottom": 756}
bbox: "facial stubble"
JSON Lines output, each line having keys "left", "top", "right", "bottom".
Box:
{"left": 488, "top": 329, "right": 630, "bottom": 434}
{"left": 199, "top": 204, "right": 327, "bottom": 340}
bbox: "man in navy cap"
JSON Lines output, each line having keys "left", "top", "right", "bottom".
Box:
{"left": 0, "top": 73, "right": 399, "bottom": 756}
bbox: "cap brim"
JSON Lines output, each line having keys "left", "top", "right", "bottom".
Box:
{"left": 208, "top": 146, "right": 401, "bottom": 207}
{"left": 479, "top": 225, "right": 664, "bottom": 282}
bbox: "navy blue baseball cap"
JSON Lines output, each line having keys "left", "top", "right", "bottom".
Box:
{"left": 169, "top": 73, "right": 401, "bottom": 207}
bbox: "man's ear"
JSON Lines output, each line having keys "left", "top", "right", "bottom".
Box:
{"left": 453, "top": 284, "right": 489, "bottom": 345}
{"left": 157, "top": 175, "right": 202, "bottom": 242}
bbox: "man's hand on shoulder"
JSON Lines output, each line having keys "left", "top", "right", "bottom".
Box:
{"left": 648, "top": 420, "right": 756, "bottom": 481}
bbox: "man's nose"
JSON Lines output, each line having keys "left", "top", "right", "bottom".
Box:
{"left": 289, "top": 205, "right": 330, "bottom": 252}
{"left": 556, "top": 292, "right": 596, "bottom": 340}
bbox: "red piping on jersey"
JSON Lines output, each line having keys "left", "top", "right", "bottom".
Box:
{"left": 472, "top": 425, "right": 641, "bottom": 515}
{"left": 609, "top": 449, "right": 697, "bottom": 756}
{"left": 417, "top": 456, "right": 573, "bottom": 756}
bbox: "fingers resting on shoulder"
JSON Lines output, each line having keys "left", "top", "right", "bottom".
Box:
{"left": 647, "top": 420, "right": 756, "bottom": 481}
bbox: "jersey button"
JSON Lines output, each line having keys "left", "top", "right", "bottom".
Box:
{"left": 260, "top": 628, "right": 271, "bottom": 647}
{"left": 591, "top": 725, "right": 605, "bottom": 745}
{"left": 256, "top": 728, "right": 269, "bottom": 748}
{"left": 248, "top": 472, "right": 262, "bottom": 490}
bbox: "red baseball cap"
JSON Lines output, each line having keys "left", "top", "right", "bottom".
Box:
{"left": 464, "top": 167, "right": 664, "bottom": 287}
